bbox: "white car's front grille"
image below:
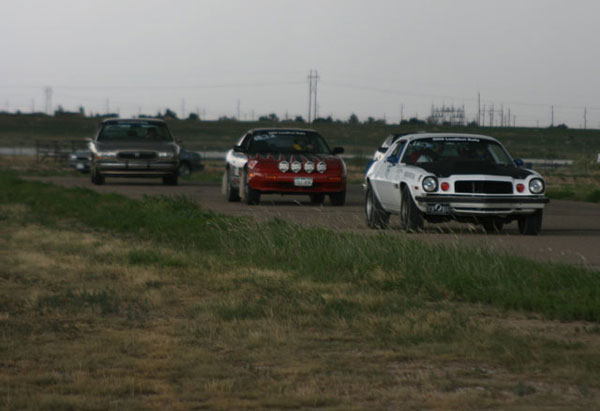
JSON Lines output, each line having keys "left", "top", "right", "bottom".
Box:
{"left": 454, "top": 180, "right": 513, "bottom": 194}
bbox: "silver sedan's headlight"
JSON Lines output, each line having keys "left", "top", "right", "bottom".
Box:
{"left": 96, "top": 151, "right": 117, "bottom": 160}
{"left": 529, "top": 178, "right": 545, "bottom": 194}
{"left": 158, "top": 152, "right": 174, "bottom": 159}
{"left": 422, "top": 176, "right": 438, "bottom": 192}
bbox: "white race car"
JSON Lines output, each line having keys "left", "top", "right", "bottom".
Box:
{"left": 364, "top": 133, "right": 549, "bottom": 235}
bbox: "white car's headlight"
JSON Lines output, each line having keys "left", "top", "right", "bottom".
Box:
{"left": 291, "top": 161, "right": 302, "bottom": 173}
{"left": 278, "top": 161, "right": 290, "bottom": 173}
{"left": 316, "top": 161, "right": 327, "bottom": 173}
{"left": 304, "top": 161, "right": 315, "bottom": 173}
{"left": 422, "top": 176, "right": 438, "bottom": 192}
{"left": 97, "top": 151, "right": 117, "bottom": 159}
{"left": 529, "top": 178, "right": 545, "bottom": 194}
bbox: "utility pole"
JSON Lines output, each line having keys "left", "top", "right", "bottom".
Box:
{"left": 500, "top": 104, "right": 504, "bottom": 127}
{"left": 477, "top": 92, "right": 481, "bottom": 125}
{"left": 307, "top": 70, "right": 313, "bottom": 123}
{"left": 481, "top": 104, "right": 485, "bottom": 126}
{"left": 508, "top": 108, "right": 511, "bottom": 127}
{"left": 489, "top": 104, "right": 494, "bottom": 127}
{"left": 44, "top": 87, "right": 52, "bottom": 115}
{"left": 307, "top": 70, "right": 319, "bottom": 123}
{"left": 313, "top": 71, "right": 318, "bottom": 120}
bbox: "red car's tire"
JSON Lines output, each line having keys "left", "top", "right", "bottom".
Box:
{"left": 329, "top": 191, "right": 346, "bottom": 206}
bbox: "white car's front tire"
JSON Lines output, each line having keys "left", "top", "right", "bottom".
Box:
{"left": 365, "top": 187, "right": 389, "bottom": 229}
{"left": 400, "top": 186, "right": 423, "bottom": 232}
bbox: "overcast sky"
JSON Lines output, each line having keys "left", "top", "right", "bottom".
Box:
{"left": 2, "top": 0, "right": 599, "bottom": 127}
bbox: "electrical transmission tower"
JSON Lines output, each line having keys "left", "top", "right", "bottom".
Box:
{"left": 307, "top": 70, "right": 319, "bottom": 123}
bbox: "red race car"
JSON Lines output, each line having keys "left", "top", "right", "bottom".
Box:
{"left": 223, "top": 128, "right": 347, "bottom": 205}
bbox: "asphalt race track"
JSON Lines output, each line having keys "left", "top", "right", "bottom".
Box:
{"left": 31, "top": 177, "right": 600, "bottom": 271}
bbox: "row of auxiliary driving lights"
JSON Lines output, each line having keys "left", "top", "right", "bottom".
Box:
{"left": 278, "top": 160, "right": 327, "bottom": 174}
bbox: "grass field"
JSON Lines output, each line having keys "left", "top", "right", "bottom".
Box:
{"left": 1, "top": 171, "right": 600, "bottom": 409}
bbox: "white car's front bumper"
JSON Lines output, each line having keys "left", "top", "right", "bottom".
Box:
{"left": 414, "top": 194, "right": 549, "bottom": 216}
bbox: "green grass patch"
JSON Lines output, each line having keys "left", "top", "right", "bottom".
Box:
{"left": 1, "top": 170, "right": 598, "bottom": 322}
{"left": 546, "top": 184, "right": 600, "bottom": 203}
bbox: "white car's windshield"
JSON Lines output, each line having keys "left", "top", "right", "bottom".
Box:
{"left": 401, "top": 137, "right": 513, "bottom": 166}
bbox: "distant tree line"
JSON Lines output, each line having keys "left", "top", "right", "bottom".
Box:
{"left": 0, "top": 108, "right": 574, "bottom": 129}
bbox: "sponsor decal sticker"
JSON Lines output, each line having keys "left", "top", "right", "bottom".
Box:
{"left": 432, "top": 137, "right": 481, "bottom": 142}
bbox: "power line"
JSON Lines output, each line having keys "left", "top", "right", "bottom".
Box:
{"left": 323, "top": 81, "right": 600, "bottom": 111}
{"left": 1, "top": 81, "right": 306, "bottom": 91}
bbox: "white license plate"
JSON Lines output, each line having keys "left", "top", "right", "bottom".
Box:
{"left": 76, "top": 163, "right": 84, "bottom": 170}
{"left": 294, "top": 177, "right": 313, "bottom": 187}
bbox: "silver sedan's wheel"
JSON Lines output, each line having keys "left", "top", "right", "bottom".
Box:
{"left": 178, "top": 162, "right": 191, "bottom": 177}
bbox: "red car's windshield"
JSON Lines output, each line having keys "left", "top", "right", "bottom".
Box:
{"left": 248, "top": 131, "right": 331, "bottom": 155}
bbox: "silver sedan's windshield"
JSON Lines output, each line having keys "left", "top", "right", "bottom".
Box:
{"left": 401, "top": 137, "right": 513, "bottom": 166}
{"left": 98, "top": 123, "right": 172, "bottom": 142}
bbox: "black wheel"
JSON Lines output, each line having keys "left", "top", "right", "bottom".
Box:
{"left": 482, "top": 218, "right": 504, "bottom": 234}
{"left": 91, "top": 168, "right": 104, "bottom": 185}
{"left": 329, "top": 191, "right": 346, "bottom": 206}
{"left": 163, "top": 174, "right": 178, "bottom": 186}
{"left": 178, "top": 162, "right": 191, "bottom": 177}
{"left": 400, "top": 186, "right": 423, "bottom": 232}
{"left": 225, "top": 168, "right": 240, "bottom": 202}
{"left": 309, "top": 194, "right": 325, "bottom": 204}
{"left": 518, "top": 210, "right": 543, "bottom": 235}
{"left": 365, "top": 186, "right": 390, "bottom": 229}
{"left": 243, "top": 170, "right": 260, "bottom": 205}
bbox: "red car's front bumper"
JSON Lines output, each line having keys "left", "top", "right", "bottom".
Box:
{"left": 248, "top": 171, "right": 346, "bottom": 194}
